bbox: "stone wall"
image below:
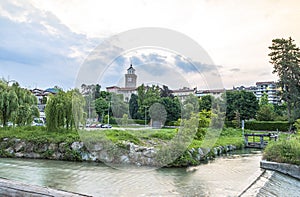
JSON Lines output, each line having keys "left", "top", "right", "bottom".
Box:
{"left": 0, "top": 138, "right": 237, "bottom": 167}
{"left": 260, "top": 160, "right": 300, "bottom": 180}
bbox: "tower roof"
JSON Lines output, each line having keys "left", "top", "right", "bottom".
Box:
{"left": 127, "top": 64, "right": 135, "bottom": 71}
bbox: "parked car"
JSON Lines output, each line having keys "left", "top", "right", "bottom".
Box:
{"left": 89, "top": 124, "right": 97, "bottom": 128}
{"left": 96, "top": 124, "right": 102, "bottom": 128}
{"left": 101, "top": 124, "right": 112, "bottom": 128}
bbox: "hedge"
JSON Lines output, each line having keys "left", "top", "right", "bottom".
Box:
{"left": 245, "top": 121, "right": 290, "bottom": 131}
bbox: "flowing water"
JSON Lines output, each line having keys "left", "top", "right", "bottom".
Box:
{"left": 0, "top": 151, "right": 298, "bottom": 196}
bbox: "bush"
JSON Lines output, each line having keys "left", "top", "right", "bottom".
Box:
{"left": 133, "top": 119, "right": 150, "bottom": 125}
{"left": 263, "top": 137, "right": 300, "bottom": 165}
{"left": 245, "top": 121, "right": 289, "bottom": 131}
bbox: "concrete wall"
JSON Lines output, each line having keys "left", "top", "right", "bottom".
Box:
{"left": 260, "top": 160, "right": 300, "bottom": 180}
{"left": 0, "top": 177, "right": 90, "bottom": 197}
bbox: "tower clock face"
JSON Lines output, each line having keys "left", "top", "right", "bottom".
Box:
{"left": 128, "top": 77, "right": 132, "bottom": 82}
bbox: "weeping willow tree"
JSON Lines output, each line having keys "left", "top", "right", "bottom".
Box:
{"left": 45, "top": 89, "right": 85, "bottom": 131}
{"left": 0, "top": 80, "right": 39, "bottom": 126}
{"left": 12, "top": 83, "right": 39, "bottom": 126}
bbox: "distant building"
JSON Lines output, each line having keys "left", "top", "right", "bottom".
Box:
{"left": 171, "top": 87, "right": 196, "bottom": 101}
{"left": 106, "top": 64, "right": 137, "bottom": 102}
{"left": 195, "top": 89, "right": 225, "bottom": 98}
{"left": 31, "top": 87, "right": 59, "bottom": 119}
{"left": 253, "top": 81, "right": 280, "bottom": 104}
{"left": 233, "top": 81, "right": 281, "bottom": 104}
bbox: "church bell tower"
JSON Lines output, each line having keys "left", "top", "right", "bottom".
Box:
{"left": 125, "top": 64, "right": 137, "bottom": 88}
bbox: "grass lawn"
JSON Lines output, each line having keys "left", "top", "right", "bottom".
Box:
{"left": 0, "top": 126, "right": 246, "bottom": 151}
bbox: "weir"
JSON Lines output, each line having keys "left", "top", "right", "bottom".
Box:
{"left": 244, "top": 132, "right": 278, "bottom": 148}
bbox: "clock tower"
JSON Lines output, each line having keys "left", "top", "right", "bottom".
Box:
{"left": 125, "top": 64, "right": 137, "bottom": 88}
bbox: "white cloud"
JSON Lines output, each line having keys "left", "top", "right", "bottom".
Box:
{"left": 2, "top": 0, "right": 300, "bottom": 90}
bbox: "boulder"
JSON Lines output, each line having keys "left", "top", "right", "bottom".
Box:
{"left": 5, "top": 147, "right": 14, "bottom": 155}
{"left": 14, "top": 141, "right": 26, "bottom": 152}
{"left": 71, "top": 142, "right": 84, "bottom": 151}
{"left": 58, "top": 143, "right": 67, "bottom": 153}
{"left": 48, "top": 143, "right": 58, "bottom": 151}
{"left": 15, "top": 152, "right": 24, "bottom": 158}
{"left": 143, "top": 149, "right": 156, "bottom": 158}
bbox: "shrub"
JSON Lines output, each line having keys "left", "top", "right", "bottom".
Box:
{"left": 245, "top": 121, "right": 289, "bottom": 131}
{"left": 263, "top": 138, "right": 300, "bottom": 165}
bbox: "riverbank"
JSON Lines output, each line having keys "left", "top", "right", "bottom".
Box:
{"left": 0, "top": 126, "right": 244, "bottom": 167}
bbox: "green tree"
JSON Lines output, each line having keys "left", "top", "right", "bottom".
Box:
{"left": 13, "top": 85, "right": 39, "bottom": 126}
{"left": 45, "top": 89, "right": 82, "bottom": 131}
{"left": 160, "top": 85, "right": 174, "bottom": 98}
{"left": 137, "top": 84, "right": 161, "bottom": 121}
{"left": 111, "top": 93, "right": 128, "bottom": 118}
{"left": 95, "top": 97, "right": 108, "bottom": 122}
{"left": 129, "top": 94, "right": 139, "bottom": 119}
{"left": 256, "top": 93, "right": 276, "bottom": 121}
{"left": 121, "top": 114, "right": 128, "bottom": 126}
{"left": 269, "top": 37, "right": 300, "bottom": 124}
{"left": 160, "top": 97, "right": 181, "bottom": 123}
{"left": 225, "top": 90, "right": 258, "bottom": 121}
{"left": 0, "top": 83, "right": 18, "bottom": 126}
{"left": 198, "top": 95, "right": 212, "bottom": 111}
{"left": 181, "top": 94, "right": 199, "bottom": 119}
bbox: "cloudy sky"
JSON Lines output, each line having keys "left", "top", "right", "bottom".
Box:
{"left": 1, "top": 0, "right": 300, "bottom": 90}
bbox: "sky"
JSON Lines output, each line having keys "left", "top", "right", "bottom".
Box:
{"left": 1, "top": 0, "right": 300, "bottom": 90}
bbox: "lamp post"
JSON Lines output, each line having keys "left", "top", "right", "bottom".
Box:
{"left": 144, "top": 106, "right": 148, "bottom": 127}
{"left": 108, "top": 100, "right": 111, "bottom": 125}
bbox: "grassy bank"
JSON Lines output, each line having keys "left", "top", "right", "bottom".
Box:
{"left": 263, "top": 134, "right": 300, "bottom": 165}
{"left": 0, "top": 126, "right": 245, "bottom": 150}
{"left": 0, "top": 126, "right": 80, "bottom": 144}
{"left": 0, "top": 126, "right": 245, "bottom": 166}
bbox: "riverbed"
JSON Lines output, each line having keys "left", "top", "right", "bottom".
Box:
{"left": 0, "top": 151, "right": 298, "bottom": 196}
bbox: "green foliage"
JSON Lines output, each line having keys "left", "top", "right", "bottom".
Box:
{"left": 269, "top": 37, "right": 300, "bottom": 123}
{"left": 256, "top": 93, "right": 276, "bottom": 121}
{"left": 45, "top": 89, "right": 84, "bottom": 131}
{"left": 103, "top": 115, "right": 117, "bottom": 124}
{"left": 0, "top": 126, "right": 80, "bottom": 144}
{"left": 160, "top": 97, "right": 181, "bottom": 123}
{"left": 110, "top": 93, "right": 128, "bottom": 118}
{"left": 245, "top": 121, "right": 289, "bottom": 131}
{"left": 263, "top": 137, "right": 300, "bottom": 165}
{"left": 148, "top": 130, "right": 176, "bottom": 140}
{"left": 293, "top": 119, "right": 300, "bottom": 132}
{"left": 181, "top": 94, "right": 199, "bottom": 119}
{"left": 225, "top": 90, "right": 259, "bottom": 121}
{"left": 105, "top": 130, "right": 140, "bottom": 144}
{"left": 95, "top": 97, "right": 108, "bottom": 122}
{"left": 256, "top": 105, "right": 276, "bottom": 121}
{"left": 0, "top": 81, "right": 39, "bottom": 126}
{"left": 129, "top": 94, "right": 139, "bottom": 119}
{"left": 121, "top": 114, "right": 128, "bottom": 126}
{"left": 198, "top": 95, "right": 212, "bottom": 111}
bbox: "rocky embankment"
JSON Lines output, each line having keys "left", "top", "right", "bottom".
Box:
{"left": 0, "top": 138, "right": 237, "bottom": 167}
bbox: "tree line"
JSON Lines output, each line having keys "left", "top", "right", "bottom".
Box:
{"left": 0, "top": 37, "right": 298, "bottom": 131}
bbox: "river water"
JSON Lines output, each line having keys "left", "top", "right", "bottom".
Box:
{"left": 0, "top": 151, "right": 299, "bottom": 196}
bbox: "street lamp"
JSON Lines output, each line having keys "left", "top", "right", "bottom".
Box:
{"left": 144, "top": 106, "right": 148, "bottom": 127}
{"left": 108, "top": 100, "right": 111, "bottom": 125}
